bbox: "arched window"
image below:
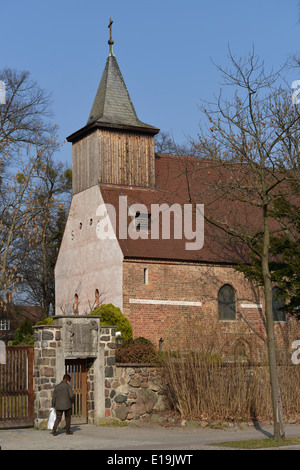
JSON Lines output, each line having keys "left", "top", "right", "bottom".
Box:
{"left": 73, "top": 293, "right": 79, "bottom": 315}
{"left": 234, "top": 339, "right": 249, "bottom": 361}
{"left": 272, "top": 287, "right": 286, "bottom": 322}
{"left": 218, "top": 284, "right": 236, "bottom": 320}
{"left": 95, "top": 289, "right": 99, "bottom": 308}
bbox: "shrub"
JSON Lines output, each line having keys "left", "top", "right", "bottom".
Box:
{"left": 90, "top": 303, "right": 133, "bottom": 345}
{"left": 162, "top": 349, "right": 300, "bottom": 422}
{"left": 35, "top": 317, "right": 53, "bottom": 326}
{"left": 12, "top": 319, "right": 34, "bottom": 345}
{"left": 12, "top": 317, "right": 55, "bottom": 345}
{"left": 132, "top": 336, "right": 153, "bottom": 345}
{"left": 116, "top": 340, "right": 159, "bottom": 364}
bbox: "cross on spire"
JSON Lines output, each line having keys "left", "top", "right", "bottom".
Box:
{"left": 108, "top": 17, "right": 114, "bottom": 55}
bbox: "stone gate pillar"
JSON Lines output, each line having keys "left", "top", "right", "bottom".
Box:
{"left": 33, "top": 323, "right": 63, "bottom": 427}
{"left": 33, "top": 315, "right": 111, "bottom": 428}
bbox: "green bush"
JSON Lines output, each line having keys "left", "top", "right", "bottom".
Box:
{"left": 35, "top": 317, "right": 53, "bottom": 326}
{"left": 12, "top": 317, "right": 55, "bottom": 345}
{"left": 90, "top": 303, "right": 133, "bottom": 345}
{"left": 12, "top": 319, "right": 34, "bottom": 345}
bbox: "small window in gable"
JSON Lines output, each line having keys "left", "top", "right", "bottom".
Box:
{"left": 135, "top": 212, "right": 151, "bottom": 232}
{"left": 218, "top": 284, "right": 236, "bottom": 321}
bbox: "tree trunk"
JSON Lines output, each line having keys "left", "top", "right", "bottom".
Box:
{"left": 262, "top": 206, "right": 285, "bottom": 440}
{"left": 41, "top": 212, "right": 51, "bottom": 319}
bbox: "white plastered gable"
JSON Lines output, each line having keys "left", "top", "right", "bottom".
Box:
{"left": 54, "top": 185, "right": 123, "bottom": 315}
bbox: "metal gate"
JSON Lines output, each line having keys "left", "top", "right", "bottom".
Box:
{"left": 0, "top": 346, "right": 34, "bottom": 427}
{"left": 65, "top": 359, "right": 87, "bottom": 424}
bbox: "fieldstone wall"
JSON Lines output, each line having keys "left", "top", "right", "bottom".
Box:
{"left": 33, "top": 325, "right": 63, "bottom": 426}
{"left": 98, "top": 326, "right": 116, "bottom": 420}
{"left": 100, "top": 328, "right": 167, "bottom": 422}
{"left": 86, "top": 358, "right": 96, "bottom": 423}
{"left": 109, "top": 365, "right": 166, "bottom": 422}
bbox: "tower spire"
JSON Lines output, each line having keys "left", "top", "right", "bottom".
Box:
{"left": 108, "top": 17, "right": 114, "bottom": 56}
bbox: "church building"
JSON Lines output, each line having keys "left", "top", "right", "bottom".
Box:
{"left": 55, "top": 23, "right": 297, "bottom": 360}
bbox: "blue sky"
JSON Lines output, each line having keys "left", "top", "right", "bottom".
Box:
{"left": 1, "top": 0, "right": 299, "bottom": 166}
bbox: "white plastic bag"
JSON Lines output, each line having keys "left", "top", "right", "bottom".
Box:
{"left": 47, "top": 408, "right": 56, "bottom": 430}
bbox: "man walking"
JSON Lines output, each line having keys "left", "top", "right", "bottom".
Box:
{"left": 51, "top": 374, "right": 75, "bottom": 436}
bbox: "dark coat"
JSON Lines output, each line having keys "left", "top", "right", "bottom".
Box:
{"left": 52, "top": 380, "right": 75, "bottom": 411}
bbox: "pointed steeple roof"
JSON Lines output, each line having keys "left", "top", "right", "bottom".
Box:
{"left": 87, "top": 54, "right": 154, "bottom": 131}
{"left": 67, "top": 23, "right": 159, "bottom": 143}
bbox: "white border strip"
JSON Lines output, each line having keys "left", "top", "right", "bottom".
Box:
{"left": 129, "top": 298, "right": 202, "bottom": 307}
{"left": 240, "top": 303, "right": 263, "bottom": 309}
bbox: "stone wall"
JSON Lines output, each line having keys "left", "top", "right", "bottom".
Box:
{"left": 86, "top": 358, "right": 97, "bottom": 423}
{"left": 33, "top": 325, "right": 63, "bottom": 426}
{"left": 33, "top": 321, "right": 167, "bottom": 426}
{"left": 109, "top": 365, "right": 166, "bottom": 422}
{"left": 99, "top": 326, "right": 167, "bottom": 422}
{"left": 100, "top": 326, "right": 116, "bottom": 419}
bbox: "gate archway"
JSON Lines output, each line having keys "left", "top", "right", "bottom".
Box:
{"left": 65, "top": 358, "right": 87, "bottom": 424}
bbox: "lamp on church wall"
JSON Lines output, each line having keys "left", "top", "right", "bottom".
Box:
{"left": 115, "top": 331, "right": 124, "bottom": 347}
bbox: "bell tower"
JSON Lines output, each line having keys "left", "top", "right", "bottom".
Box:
{"left": 67, "top": 19, "right": 159, "bottom": 194}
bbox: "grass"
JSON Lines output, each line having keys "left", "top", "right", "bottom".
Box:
{"left": 211, "top": 436, "right": 300, "bottom": 449}
{"left": 97, "top": 419, "right": 128, "bottom": 427}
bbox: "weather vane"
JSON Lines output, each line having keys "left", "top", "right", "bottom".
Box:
{"left": 108, "top": 17, "right": 114, "bottom": 55}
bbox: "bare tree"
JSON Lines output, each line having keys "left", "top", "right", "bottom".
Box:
{"left": 0, "top": 68, "right": 55, "bottom": 160}
{"left": 186, "top": 49, "right": 300, "bottom": 440}
{"left": 0, "top": 68, "right": 59, "bottom": 304}
{"left": 155, "top": 130, "right": 200, "bottom": 156}
{"left": 16, "top": 156, "right": 72, "bottom": 317}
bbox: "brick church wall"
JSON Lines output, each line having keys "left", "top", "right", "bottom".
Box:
{"left": 122, "top": 259, "right": 299, "bottom": 362}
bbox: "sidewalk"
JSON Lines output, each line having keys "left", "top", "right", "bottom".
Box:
{"left": 1, "top": 422, "right": 300, "bottom": 451}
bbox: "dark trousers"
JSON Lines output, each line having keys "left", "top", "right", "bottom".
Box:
{"left": 53, "top": 409, "right": 72, "bottom": 432}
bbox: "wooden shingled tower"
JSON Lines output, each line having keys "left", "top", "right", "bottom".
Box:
{"left": 67, "top": 19, "right": 159, "bottom": 194}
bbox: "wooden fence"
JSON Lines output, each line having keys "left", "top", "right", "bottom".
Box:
{"left": 0, "top": 346, "right": 34, "bottom": 427}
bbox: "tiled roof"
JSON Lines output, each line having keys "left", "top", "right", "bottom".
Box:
{"left": 100, "top": 154, "right": 257, "bottom": 264}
